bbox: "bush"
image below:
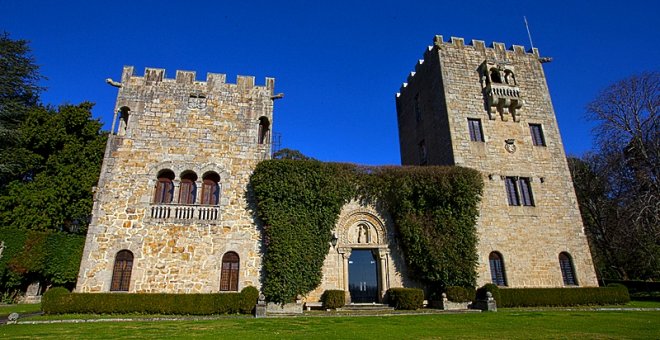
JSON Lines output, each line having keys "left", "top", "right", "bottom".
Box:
{"left": 476, "top": 283, "right": 500, "bottom": 304}
{"left": 387, "top": 288, "right": 424, "bottom": 310}
{"left": 445, "top": 286, "right": 475, "bottom": 302}
{"left": 498, "top": 286, "right": 630, "bottom": 307}
{"left": 239, "top": 286, "right": 259, "bottom": 314}
{"left": 41, "top": 287, "right": 71, "bottom": 313}
{"left": 42, "top": 286, "right": 260, "bottom": 315}
{"left": 321, "top": 290, "right": 345, "bottom": 309}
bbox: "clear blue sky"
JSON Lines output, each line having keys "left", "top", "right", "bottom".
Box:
{"left": 2, "top": 1, "right": 658, "bottom": 165}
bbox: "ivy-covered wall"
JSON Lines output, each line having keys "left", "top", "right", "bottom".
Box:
{"left": 250, "top": 160, "right": 483, "bottom": 303}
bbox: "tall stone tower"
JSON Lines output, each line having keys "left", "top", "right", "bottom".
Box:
{"left": 76, "top": 67, "right": 277, "bottom": 293}
{"left": 396, "top": 36, "right": 598, "bottom": 288}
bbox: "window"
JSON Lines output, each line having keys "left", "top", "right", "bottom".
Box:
{"left": 110, "top": 250, "right": 133, "bottom": 292}
{"left": 559, "top": 252, "right": 578, "bottom": 286}
{"left": 505, "top": 176, "right": 534, "bottom": 206}
{"left": 414, "top": 93, "right": 422, "bottom": 123}
{"left": 490, "top": 68, "right": 502, "bottom": 83}
{"left": 418, "top": 140, "right": 427, "bottom": 165}
{"left": 258, "top": 116, "right": 270, "bottom": 144}
{"left": 220, "top": 252, "right": 240, "bottom": 291}
{"left": 154, "top": 169, "right": 175, "bottom": 204}
{"left": 201, "top": 172, "right": 220, "bottom": 205}
{"left": 178, "top": 171, "right": 198, "bottom": 205}
{"left": 468, "top": 118, "right": 484, "bottom": 142}
{"left": 489, "top": 252, "right": 507, "bottom": 286}
{"left": 117, "top": 106, "right": 130, "bottom": 136}
{"left": 529, "top": 124, "right": 546, "bottom": 146}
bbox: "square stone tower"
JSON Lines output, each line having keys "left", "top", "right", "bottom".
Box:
{"left": 396, "top": 36, "right": 598, "bottom": 288}
{"left": 76, "top": 67, "right": 277, "bottom": 293}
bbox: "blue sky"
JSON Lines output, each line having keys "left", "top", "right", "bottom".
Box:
{"left": 2, "top": 1, "right": 658, "bottom": 165}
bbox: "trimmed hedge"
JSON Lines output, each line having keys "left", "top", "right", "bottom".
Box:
{"left": 445, "top": 286, "right": 476, "bottom": 302}
{"left": 498, "top": 286, "right": 630, "bottom": 307}
{"left": 387, "top": 288, "right": 424, "bottom": 310}
{"left": 42, "top": 286, "right": 260, "bottom": 315}
{"left": 321, "top": 290, "right": 345, "bottom": 309}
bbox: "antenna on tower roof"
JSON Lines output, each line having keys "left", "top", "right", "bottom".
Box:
{"left": 524, "top": 16, "right": 534, "bottom": 50}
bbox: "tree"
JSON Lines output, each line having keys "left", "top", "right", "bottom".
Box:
{"left": 272, "top": 148, "right": 314, "bottom": 160}
{"left": 572, "top": 72, "right": 659, "bottom": 281}
{"left": 0, "top": 32, "right": 43, "bottom": 185}
{"left": 0, "top": 103, "right": 107, "bottom": 234}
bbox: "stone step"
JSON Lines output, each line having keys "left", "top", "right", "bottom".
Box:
{"left": 337, "top": 303, "right": 394, "bottom": 312}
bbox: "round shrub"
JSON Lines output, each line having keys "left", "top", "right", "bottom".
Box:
{"left": 445, "top": 286, "right": 475, "bottom": 302}
{"left": 41, "top": 287, "right": 70, "bottom": 314}
{"left": 321, "top": 290, "right": 345, "bottom": 309}
{"left": 239, "top": 286, "right": 260, "bottom": 314}
{"left": 476, "top": 283, "right": 500, "bottom": 304}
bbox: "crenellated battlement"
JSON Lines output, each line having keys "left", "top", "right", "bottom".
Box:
{"left": 397, "top": 35, "right": 542, "bottom": 97}
{"left": 119, "top": 66, "right": 275, "bottom": 91}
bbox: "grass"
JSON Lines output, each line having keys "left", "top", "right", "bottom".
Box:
{"left": 1, "top": 310, "right": 659, "bottom": 339}
{"left": 0, "top": 304, "right": 41, "bottom": 318}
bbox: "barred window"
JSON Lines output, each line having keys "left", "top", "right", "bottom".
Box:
{"left": 468, "top": 118, "right": 484, "bottom": 142}
{"left": 505, "top": 176, "right": 534, "bottom": 206}
{"left": 559, "top": 252, "right": 578, "bottom": 286}
{"left": 110, "top": 250, "right": 133, "bottom": 292}
{"left": 529, "top": 124, "right": 546, "bottom": 146}
{"left": 489, "top": 252, "right": 507, "bottom": 286}
{"left": 220, "top": 252, "right": 240, "bottom": 291}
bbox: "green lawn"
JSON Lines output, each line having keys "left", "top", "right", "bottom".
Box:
{"left": 0, "top": 304, "right": 41, "bottom": 318}
{"left": 2, "top": 310, "right": 659, "bottom": 339}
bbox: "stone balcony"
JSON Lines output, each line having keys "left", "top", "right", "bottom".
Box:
{"left": 149, "top": 204, "right": 220, "bottom": 223}
{"left": 486, "top": 83, "right": 523, "bottom": 121}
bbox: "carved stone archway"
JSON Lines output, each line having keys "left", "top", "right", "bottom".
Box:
{"left": 334, "top": 204, "right": 391, "bottom": 303}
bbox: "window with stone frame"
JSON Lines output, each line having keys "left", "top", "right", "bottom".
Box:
{"left": 559, "top": 252, "right": 578, "bottom": 286}
{"left": 153, "top": 169, "right": 175, "bottom": 204}
{"left": 489, "top": 251, "right": 507, "bottom": 286}
{"left": 505, "top": 176, "right": 534, "bottom": 206}
{"left": 178, "top": 171, "right": 198, "bottom": 205}
{"left": 110, "top": 250, "right": 133, "bottom": 292}
{"left": 220, "top": 252, "right": 240, "bottom": 291}
{"left": 258, "top": 116, "right": 270, "bottom": 144}
{"left": 201, "top": 172, "right": 220, "bottom": 205}
{"left": 529, "top": 124, "right": 546, "bottom": 146}
{"left": 468, "top": 118, "right": 484, "bottom": 142}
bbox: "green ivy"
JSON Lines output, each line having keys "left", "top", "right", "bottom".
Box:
{"left": 250, "top": 160, "right": 482, "bottom": 303}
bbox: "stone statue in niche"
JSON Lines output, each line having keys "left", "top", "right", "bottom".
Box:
{"left": 357, "top": 224, "right": 371, "bottom": 244}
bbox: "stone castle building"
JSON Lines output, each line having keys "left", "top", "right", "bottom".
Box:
{"left": 396, "top": 36, "right": 597, "bottom": 288}
{"left": 76, "top": 35, "right": 597, "bottom": 301}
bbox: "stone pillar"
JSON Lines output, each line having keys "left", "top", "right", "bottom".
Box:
{"left": 377, "top": 248, "right": 389, "bottom": 301}
{"left": 339, "top": 248, "right": 351, "bottom": 304}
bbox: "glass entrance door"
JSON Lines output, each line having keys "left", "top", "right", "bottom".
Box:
{"left": 348, "top": 249, "right": 379, "bottom": 303}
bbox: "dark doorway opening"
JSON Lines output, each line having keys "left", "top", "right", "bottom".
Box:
{"left": 348, "top": 249, "right": 379, "bottom": 303}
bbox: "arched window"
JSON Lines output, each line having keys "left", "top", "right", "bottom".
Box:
{"left": 258, "top": 116, "right": 270, "bottom": 144}
{"left": 490, "top": 69, "right": 502, "bottom": 84}
{"left": 110, "top": 250, "right": 133, "bottom": 292}
{"left": 559, "top": 252, "right": 578, "bottom": 286}
{"left": 220, "top": 252, "right": 240, "bottom": 291}
{"left": 489, "top": 252, "right": 507, "bottom": 286}
{"left": 118, "top": 106, "right": 130, "bottom": 136}
{"left": 504, "top": 70, "right": 516, "bottom": 85}
{"left": 201, "top": 172, "right": 220, "bottom": 205}
{"left": 153, "top": 169, "right": 175, "bottom": 204}
{"left": 178, "top": 171, "right": 198, "bottom": 205}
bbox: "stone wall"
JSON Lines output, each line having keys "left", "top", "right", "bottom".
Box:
{"left": 396, "top": 36, "right": 598, "bottom": 288}
{"left": 76, "top": 67, "right": 275, "bottom": 293}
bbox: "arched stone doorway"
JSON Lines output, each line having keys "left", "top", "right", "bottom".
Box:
{"left": 335, "top": 206, "right": 391, "bottom": 304}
